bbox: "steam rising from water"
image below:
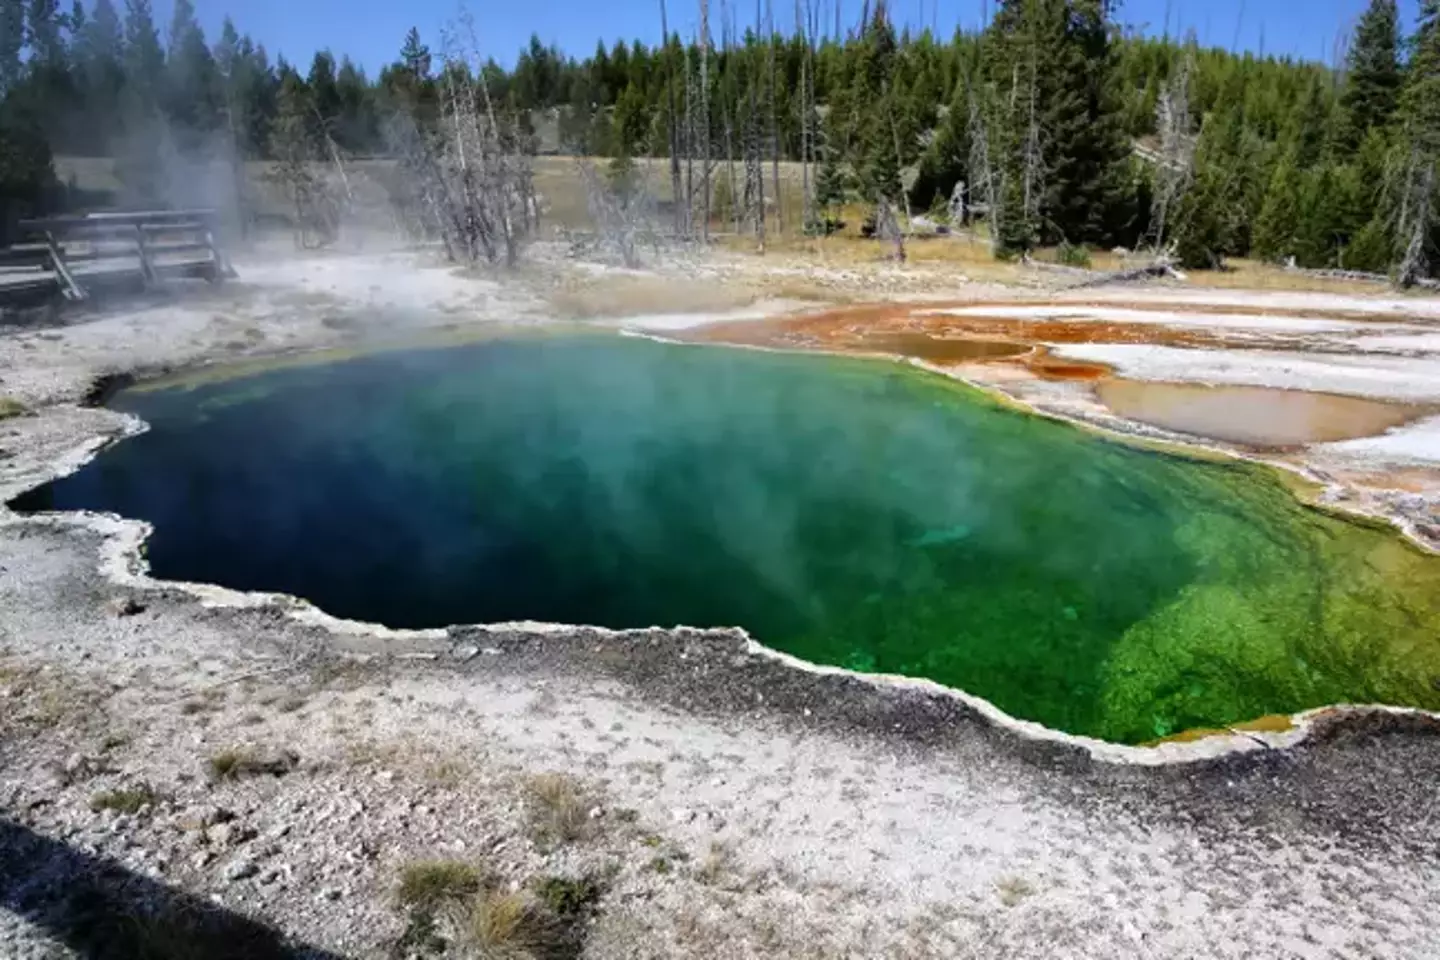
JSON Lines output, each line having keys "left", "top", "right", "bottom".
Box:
{"left": 14, "top": 334, "right": 1440, "bottom": 743}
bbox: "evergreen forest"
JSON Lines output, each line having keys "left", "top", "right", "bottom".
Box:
{"left": 3, "top": 0, "right": 1440, "bottom": 278}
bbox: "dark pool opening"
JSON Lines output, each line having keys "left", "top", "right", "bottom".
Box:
{"left": 13, "top": 334, "right": 1440, "bottom": 744}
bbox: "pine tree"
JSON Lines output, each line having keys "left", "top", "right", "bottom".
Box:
{"left": 164, "top": 0, "right": 220, "bottom": 136}
{"left": 1252, "top": 150, "right": 1300, "bottom": 261}
{"left": 982, "top": 0, "right": 1044, "bottom": 255}
{"left": 1346, "top": 215, "right": 1393, "bottom": 272}
{"left": 1338, "top": 0, "right": 1400, "bottom": 152}
{"left": 908, "top": 78, "right": 970, "bottom": 213}
{"left": 1294, "top": 165, "right": 1343, "bottom": 267}
{"left": 25, "top": 0, "right": 65, "bottom": 68}
{"left": 1038, "top": 0, "right": 1136, "bottom": 246}
{"left": 854, "top": 2, "right": 901, "bottom": 205}
{"left": 271, "top": 67, "right": 326, "bottom": 245}
{"left": 1287, "top": 73, "right": 1334, "bottom": 169}
{"left": 0, "top": 97, "right": 57, "bottom": 241}
{"left": 17, "top": 0, "right": 73, "bottom": 149}
{"left": 307, "top": 51, "right": 340, "bottom": 130}
{"left": 814, "top": 140, "right": 848, "bottom": 210}
{"left": 1171, "top": 108, "right": 1249, "bottom": 268}
{"left": 71, "top": 0, "right": 123, "bottom": 151}
{"left": 122, "top": 0, "right": 164, "bottom": 110}
{"left": 334, "top": 57, "right": 374, "bottom": 153}
{"left": 0, "top": 0, "right": 22, "bottom": 94}
{"left": 612, "top": 80, "right": 651, "bottom": 157}
{"left": 400, "top": 27, "right": 430, "bottom": 79}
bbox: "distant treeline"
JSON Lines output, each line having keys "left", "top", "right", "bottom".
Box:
{"left": 3, "top": 0, "right": 1439, "bottom": 276}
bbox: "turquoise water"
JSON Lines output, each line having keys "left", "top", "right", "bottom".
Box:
{"left": 14, "top": 334, "right": 1440, "bottom": 743}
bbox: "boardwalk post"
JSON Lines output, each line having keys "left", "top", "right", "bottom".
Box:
{"left": 43, "top": 232, "right": 87, "bottom": 301}
{"left": 133, "top": 224, "right": 158, "bottom": 287}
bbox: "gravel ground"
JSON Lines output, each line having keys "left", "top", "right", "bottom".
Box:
{"left": 3, "top": 248, "right": 1440, "bottom": 959}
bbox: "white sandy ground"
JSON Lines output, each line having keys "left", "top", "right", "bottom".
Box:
{"left": 1345, "top": 330, "right": 1440, "bottom": 353}
{"left": 919, "top": 304, "right": 1425, "bottom": 335}
{"left": 3, "top": 248, "right": 1440, "bottom": 957}
{"left": 1054, "top": 286, "right": 1440, "bottom": 317}
{"left": 4, "top": 518, "right": 1440, "bottom": 960}
{"left": 598, "top": 307, "right": 785, "bottom": 331}
{"left": 1048, "top": 343, "right": 1440, "bottom": 405}
{"left": 1321, "top": 416, "right": 1440, "bottom": 463}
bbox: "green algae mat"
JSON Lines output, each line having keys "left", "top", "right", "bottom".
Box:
{"left": 14, "top": 334, "right": 1440, "bottom": 744}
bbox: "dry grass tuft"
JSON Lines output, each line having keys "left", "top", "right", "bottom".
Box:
{"left": 90, "top": 783, "right": 160, "bottom": 815}
{"left": 395, "top": 861, "right": 598, "bottom": 959}
{"left": 0, "top": 396, "right": 27, "bottom": 420}
{"left": 397, "top": 860, "right": 484, "bottom": 910}
{"left": 207, "top": 746, "right": 298, "bottom": 782}
{"left": 524, "top": 772, "right": 593, "bottom": 846}
{"left": 696, "top": 841, "right": 736, "bottom": 886}
{"left": 445, "top": 888, "right": 565, "bottom": 960}
{"left": 545, "top": 272, "right": 762, "bottom": 320}
{"left": 996, "top": 875, "right": 1036, "bottom": 907}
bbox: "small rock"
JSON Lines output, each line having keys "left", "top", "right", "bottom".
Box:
{"left": 223, "top": 857, "right": 258, "bottom": 882}
{"left": 671, "top": 808, "right": 696, "bottom": 825}
{"left": 452, "top": 644, "right": 481, "bottom": 663}
{"left": 202, "top": 806, "right": 237, "bottom": 827}
{"left": 318, "top": 886, "right": 343, "bottom": 902}
{"left": 107, "top": 596, "right": 146, "bottom": 617}
{"left": 207, "top": 822, "right": 256, "bottom": 848}
{"left": 192, "top": 850, "right": 216, "bottom": 869}
{"left": 587, "top": 806, "right": 605, "bottom": 820}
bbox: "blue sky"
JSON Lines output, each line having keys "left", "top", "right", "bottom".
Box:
{"left": 156, "top": 0, "right": 1421, "bottom": 74}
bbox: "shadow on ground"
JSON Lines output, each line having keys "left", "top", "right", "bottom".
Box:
{"left": 0, "top": 817, "right": 345, "bottom": 959}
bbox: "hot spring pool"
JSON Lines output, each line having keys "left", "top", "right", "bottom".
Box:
{"left": 14, "top": 333, "right": 1440, "bottom": 744}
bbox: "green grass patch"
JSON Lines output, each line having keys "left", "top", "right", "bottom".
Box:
{"left": 397, "top": 860, "right": 484, "bottom": 910}
{"left": 90, "top": 783, "right": 159, "bottom": 814}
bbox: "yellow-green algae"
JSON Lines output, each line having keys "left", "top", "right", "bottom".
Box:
{"left": 14, "top": 334, "right": 1440, "bottom": 744}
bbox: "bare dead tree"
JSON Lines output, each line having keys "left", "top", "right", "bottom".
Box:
{"left": 876, "top": 197, "right": 905, "bottom": 261}
{"left": 1019, "top": 58, "right": 1044, "bottom": 240}
{"left": 1149, "top": 44, "right": 1196, "bottom": 251}
{"left": 311, "top": 105, "right": 356, "bottom": 215}
{"left": 967, "top": 85, "right": 999, "bottom": 250}
{"left": 797, "top": 0, "right": 815, "bottom": 229}
{"left": 1397, "top": 147, "right": 1435, "bottom": 288}
{"left": 748, "top": 0, "right": 767, "bottom": 249}
{"left": 700, "top": 0, "right": 713, "bottom": 240}
{"left": 660, "top": 0, "right": 686, "bottom": 237}
{"left": 767, "top": 0, "right": 782, "bottom": 237}
{"left": 382, "top": 111, "right": 451, "bottom": 255}
{"left": 684, "top": 40, "right": 697, "bottom": 234}
{"left": 380, "top": 9, "right": 539, "bottom": 269}
{"left": 270, "top": 81, "right": 343, "bottom": 250}
{"left": 575, "top": 157, "right": 662, "bottom": 267}
{"left": 718, "top": 0, "right": 739, "bottom": 233}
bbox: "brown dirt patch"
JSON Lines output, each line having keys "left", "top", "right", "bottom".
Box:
{"left": 1095, "top": 380, "right": 1431, "bottom": 448}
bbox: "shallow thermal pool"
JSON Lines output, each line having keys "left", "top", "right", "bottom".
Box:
{"left": 14, "top": 333, "right": 1440, "bottom": 744}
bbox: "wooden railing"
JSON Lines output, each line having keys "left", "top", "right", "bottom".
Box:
{"left": 0, "top": 210, "right": 237, "bottom": 304}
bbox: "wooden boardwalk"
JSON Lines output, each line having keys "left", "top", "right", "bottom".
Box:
{"left": 0, "top": 210, "right": 237, "bottom": 306}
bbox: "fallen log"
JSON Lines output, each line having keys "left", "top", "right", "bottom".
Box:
{"left": 1065, "top": 259, "right": 1185, "bottom": 290}
{"left": 1277, "top": 260, "right": 1440, "bottom": 291}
